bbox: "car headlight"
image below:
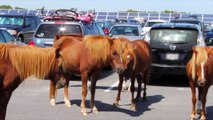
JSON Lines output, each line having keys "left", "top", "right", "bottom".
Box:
{"left": 7, "top": 29, "right": 18, "bottom": 35}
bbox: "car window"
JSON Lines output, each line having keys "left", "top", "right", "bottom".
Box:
{"left": 83, "top": 23, "right": 96, "bottom": 35}
{"left": 146, "top": 22, "right": 162, "bottom": 27}
{"left": 25, "top": 17, "right": 31, "bottom": 27}
{"left": 2, "top": 30, "right": 14, "bottom": 42}
{"left": 30, "top": 17, "right": 38, "bottom": 29}
{"left": 35, "top": 24, "right": 82, "bottom": 38}
{"left": 0, "top": 16, "right": 24, "bottom": 25}
{"left": 0, "top": 31, "right": 6, "bottom": 43}
{"left": 150, "top": 29, "right": 198, "bottom": 44}
{"left": 93, "top": 23, "right": 105, "bottom": 35}
{"left": 110, "top": 26, "right": 139, "bottom": 36}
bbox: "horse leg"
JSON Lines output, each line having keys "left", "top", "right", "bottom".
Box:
{"left": 142, "top": 69, "right": 150, "bottom": 101}
{"left": 90, "top": 73, "right": 99, "bottom": 114}
{"left": 113, "top": 74, "right": 124, "bottom": 106}
{"left": 0, "top": 91, "right": 12, "bottom": 120}
{"left": 197, "top": 87, "right": 203, "bottom": 115}
{"left": 63, "top": 79, "right": 71, "bottom": 107}
{"left": 80, "top": 72, "right": 88, "bottom": 115}
{"left": 130, "top": 75, "right": 136, "bottom": 110}
{"left": 200, "top": 87, "right": 209, "bottom": 120}
{"left": 135, "top": 74, "right": 142, "bottom": 102}
{"left": 49, "top": 80, "right": 57, "bottom": 106}
{"left": 189, "top": 80, "right": 197, "bottom": 120}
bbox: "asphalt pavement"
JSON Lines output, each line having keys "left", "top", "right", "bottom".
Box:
{"left": 6, "top": 71, "right": 213, "bottom": 120}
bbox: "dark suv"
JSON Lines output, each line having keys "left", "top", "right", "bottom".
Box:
{"left": 0, "top": 14, "right": 41, "bottom": 43}
{"left": 146, "top": 23, "right": 205, "bottom": 78}
{"left": 170, "top": 17, "right": 205, "bottom": 32}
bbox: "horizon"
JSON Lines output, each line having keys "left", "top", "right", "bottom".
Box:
{"left": 0, "top": 0, "right": 213, "bottom": 14}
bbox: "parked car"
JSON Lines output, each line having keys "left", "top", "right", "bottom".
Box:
{"left": 170, "top": 17, "right": 205, "bottom": 33}
{"left": 0, "top": 28, "right": 16, "bottom": 43}
{"left": 115, "top": 18, "right": 140, "bottom": 24}
{"left": 0, "top": 14, "right": 41, "bottom": 44}
{"left": 96, "top": 20, "right": 114, "bottom": 34}
{"left": 30, "top": 10, "right": 105, "bottom": 47}
{"left": 145, "top": 23, "right": 205, "bottom": 78}
{"left": 142, "top": 19, "right": 167, "bottom": 36}
{"left": 204, "top": 28, "right": 213, "bottom": 46}
{"left": 0, "top": 28, "right": 26, "bottom": 45}
{"left": 108, "top": 23, "right": 144, "bottom": 40}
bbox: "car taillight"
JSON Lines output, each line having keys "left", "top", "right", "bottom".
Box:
{"left": 28, "top": 40, "right": 35, "bottom": 46}
{"left": 104, "top": 28, "right": 109, "bottom": 34}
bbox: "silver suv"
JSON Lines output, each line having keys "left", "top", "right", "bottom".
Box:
{"left": 30, "top": 10, "right": 105, "bottom": 47}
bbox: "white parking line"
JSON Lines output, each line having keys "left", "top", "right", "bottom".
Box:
{"left": 104, "top": 81, "right": 119, "bottom": 92}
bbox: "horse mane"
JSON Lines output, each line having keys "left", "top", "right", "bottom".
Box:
{"left": 54, "top": 34, "right": 83, "bottom": 43}
{"left": 83, "top": 35, "right": 111, "bottom": 63}
{"left": 0, "top": 43, "right": 61, "bottom": 80}
{"left": 191, "top": 46, "right": 208, "bottom": 80}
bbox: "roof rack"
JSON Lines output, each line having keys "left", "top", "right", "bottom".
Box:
{"left": 43, "top": 9, "right": 94, "bottom": 23}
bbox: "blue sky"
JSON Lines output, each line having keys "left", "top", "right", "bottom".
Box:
{"left": 1, "top": 0, "right": 213, "bottom": 14}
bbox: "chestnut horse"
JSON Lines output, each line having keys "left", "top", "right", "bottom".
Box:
{"left": 0, "top": 43, "right": 64, "bottom": 120}
{"left": 49, "top": 34, "right": 84, "bottom": 107}
{"left": 186, "top": 46, "right": 213, "bottom": 120}
{"left": 53, "top": 35, "right": 125, "bottom": 115}
{"left": 113, "top": 39, "right": 152, "bottom": 110}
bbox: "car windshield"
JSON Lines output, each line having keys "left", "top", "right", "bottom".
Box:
{"left": 146, "top": 22, "right": 163, "bottom": 27}
{"left": 0, "top": 16, "right": 24, "bottom": 26}
{"left": 150, "top": 29, "right": 198, "bottom": 44}
{"left": 110, "top": 26, "right": 139, "bottom": 36}
{"left": 35, "top": 24, "right": 82, "bottom": 38}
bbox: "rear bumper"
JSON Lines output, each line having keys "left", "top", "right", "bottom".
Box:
{"left": 151, "top": 63, "right": 186, "bottom": 75}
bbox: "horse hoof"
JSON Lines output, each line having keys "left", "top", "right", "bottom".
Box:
{"left": 130, "top": 104, "right": 136, "bottom": 111}
{"left": 64, "top": 99, "right": 71, "bottom": 108}
{"left": 50, "top": 99, "right": 56, "bottom": 106}
{"left": 93, "top": 108, "right": 99, "bottom": 114}
{"left": 81, "top": 108, "right": 88, "bottom": 116}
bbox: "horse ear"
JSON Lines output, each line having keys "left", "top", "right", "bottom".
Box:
{"left": 54, "top": 34, "right": 61, "bottom": 43}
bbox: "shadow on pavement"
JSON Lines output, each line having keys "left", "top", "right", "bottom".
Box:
{"left": 56, "top": 95, "right": 164, "bottom": 117}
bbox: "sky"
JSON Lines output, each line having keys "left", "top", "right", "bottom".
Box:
{"left": 0, "top": 0, "right": 213, "bottom": 14}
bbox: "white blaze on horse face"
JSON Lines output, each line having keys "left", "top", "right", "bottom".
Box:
{"left": 201, "top": 61, "right": 205, "bottom": 80}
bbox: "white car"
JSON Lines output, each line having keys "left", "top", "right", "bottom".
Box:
{"left": 108, "top": 23, "right": 144, "bottom": 41}
{"left": 142, "top": 19, "right": 167, "bottom": 35}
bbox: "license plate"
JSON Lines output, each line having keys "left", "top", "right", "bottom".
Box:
{"left": 166, "top": 53, "right": 179, "bottom": 60}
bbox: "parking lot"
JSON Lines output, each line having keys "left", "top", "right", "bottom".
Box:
{"left": 6, "top": 70, "right": 213, "bottom": 120}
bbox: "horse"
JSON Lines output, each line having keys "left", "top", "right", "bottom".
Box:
{"left": 53, "top": 35, "right": 125, "bottom": 115}
{"left": 0, "top": 43, "right": 64, "bottom": 120}
{"left": 49, "top": 34, "right": 84, "bottom": 107}
{"left": 113, "top": 38, "right": 152, "bottom": 110}
{"left": 186, "top": 46, "right": 213, "bottom": 120}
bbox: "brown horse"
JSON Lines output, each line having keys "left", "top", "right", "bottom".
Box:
{"left": 113, "top": 39, "right": 152, "bottom": 110}
{"left": 0, "top": 43, "right": 64, "bottom": 120}
{"left": 49, "top": 34, "right": 84, "bottom": 107}
{"left": 53, "top": 35, "right": 125, "bottom": 115}
{"left": 186, "top": 46, "right": 213, "bottom": 120}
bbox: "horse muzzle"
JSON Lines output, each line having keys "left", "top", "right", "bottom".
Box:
{"left": 115, "top": 68, "right": 125, "bottom": 74}
{"left": 197, "top": 79, "right": 206, "bottom": 87}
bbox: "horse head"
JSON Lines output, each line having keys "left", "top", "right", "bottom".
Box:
{"left": 191, "top": 46, "right": 209, "bottom": 86}
{"left": 107, "top": 36, "right": 126, "bottom": 74}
